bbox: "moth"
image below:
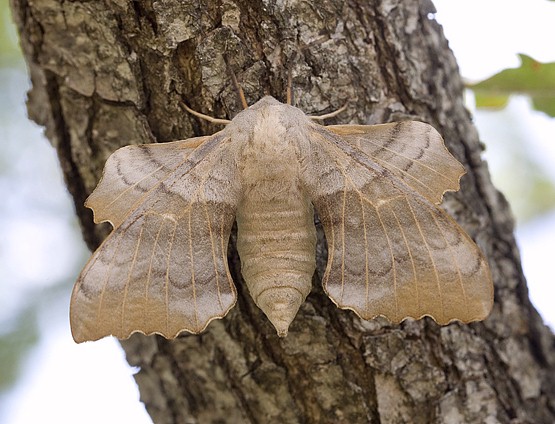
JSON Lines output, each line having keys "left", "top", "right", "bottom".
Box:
{"left": 70, "top": 95, "right": 493, "bottom": 343}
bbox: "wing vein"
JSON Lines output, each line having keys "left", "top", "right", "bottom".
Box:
{"left": 390, "top": 206, "right": 420, "bottom": 311}
{"left": 203, "top": 196, "right": 223, "bottom": 311}
{"left": 96, "top": 220, "right": 132, "bottom": 323}
{"left": 220, "top": 211, "right": 234, "bottom": 294}
{"left": 406, "top": 199, "right": 445, "bottom": 320}
{"left": 429, "top": 210, "right": 469, "bottom": 314}
{"left": 164, "top": 218, "right": 178, "bottom": 335}
{"left": 188, "top": 210, "right": 200, "bottom": 330}
{"left": 375, "top": 204, "right": 399, "bottom": 318}
{"left": 121, "top": 215, "right": 146, "bottom": 334}
{"left": 358, "top": 189, "right": 370, "bottom": 314}
{"left": 340, "top": 181, "right": 347, "bottom": 301}
{"left": 322, "top": 198, "right": 335, "bottom": 288}
{"left": 144, "top": 216, "right": 166, "bottom": 330}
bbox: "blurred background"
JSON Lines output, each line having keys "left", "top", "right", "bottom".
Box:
{"left": 1, "top": 0, "right": 554, "bottom": 422}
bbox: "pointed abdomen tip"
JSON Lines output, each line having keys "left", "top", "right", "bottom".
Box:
{"left": 256, "top": 287, "right": 304, "bottom": 337}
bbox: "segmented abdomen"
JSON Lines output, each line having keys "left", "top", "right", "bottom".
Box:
{"left": 236, "top": 185, "right": 316, "bottom": 336}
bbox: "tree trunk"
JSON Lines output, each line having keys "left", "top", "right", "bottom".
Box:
{"left": 10, "top": 0, "right": 555, "bottom": 422}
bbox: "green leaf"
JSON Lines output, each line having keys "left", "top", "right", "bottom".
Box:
{"left": 473, "top": 93, "right": 510, "bottom": 109}
{"left": 531, "top": 96, "right": 555, "bottom": 117}
{"left": 469, "top": 54, "right": 555, "bottom": 117}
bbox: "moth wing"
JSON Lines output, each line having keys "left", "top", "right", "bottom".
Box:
{"left": 326, "top": 122, "right": 465, "bottom": 204}
{"left": 304, "top": 126, "right": 493, "bottom": 325}
{"left": 71, "top": 133, "right": 240, "bottom": 342}
{"left": 87, "top": 136, "right": 210, "bottom": 227}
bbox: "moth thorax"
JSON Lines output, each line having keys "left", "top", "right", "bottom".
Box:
{"left": 236, "top": 187, "right": 317, "bottom": 337}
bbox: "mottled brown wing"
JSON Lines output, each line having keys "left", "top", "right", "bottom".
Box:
{"left": 304, "top": 125, "right": 493, "bottom": 325}
{"left": 326, "top": 122, "right": 465, "bottom": 204}
{"left": 71, "top": 133, "right": 240, "bottom": 342}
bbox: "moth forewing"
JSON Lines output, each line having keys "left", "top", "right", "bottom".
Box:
{"left": 324, "top": 122, "right": 466, "bottom": 204}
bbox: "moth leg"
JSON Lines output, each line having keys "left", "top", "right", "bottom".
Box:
{"left": 309, "top": 102, "right": 348, "bottom": 121}
{"left": 182, "top": 103, "right": 232, "bottom": 125}
{"left": 286, "top": 70, "right": 294, "bottom": 105}
{"left": 229, "top": 68, "right": 249, "bottom": 110}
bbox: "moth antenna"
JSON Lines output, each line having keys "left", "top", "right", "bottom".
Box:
{"left": 182, "top": 103, "right": 231, "bottom": 125}
{"left": 310, "top": 102, "right": 348, "bottom": 121}
{"left": 286, "top": 70, "right": 294, "bottom": 105}
{"left": 229, "top": 69, "right": 249, "bottom": 110}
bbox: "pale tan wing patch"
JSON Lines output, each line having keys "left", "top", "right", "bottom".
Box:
{"left": 70, "top": 135, "right": 240, "bottom": 342}
{"left": 305, "top": 127, "right": 493, "bottom": 325}
{"left": 87, "top": 136, "right": 210, "bottom": 227}
{"left": 326, "top": 122, "right": 465, "bottom": 204}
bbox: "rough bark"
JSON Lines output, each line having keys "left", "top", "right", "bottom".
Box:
{"left": 10, "top": 0, "right": 555, "bottom": 422}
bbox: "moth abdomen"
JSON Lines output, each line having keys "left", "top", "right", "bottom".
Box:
{"left": 236, "top": 193, "right": 317, "bottom": 336}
